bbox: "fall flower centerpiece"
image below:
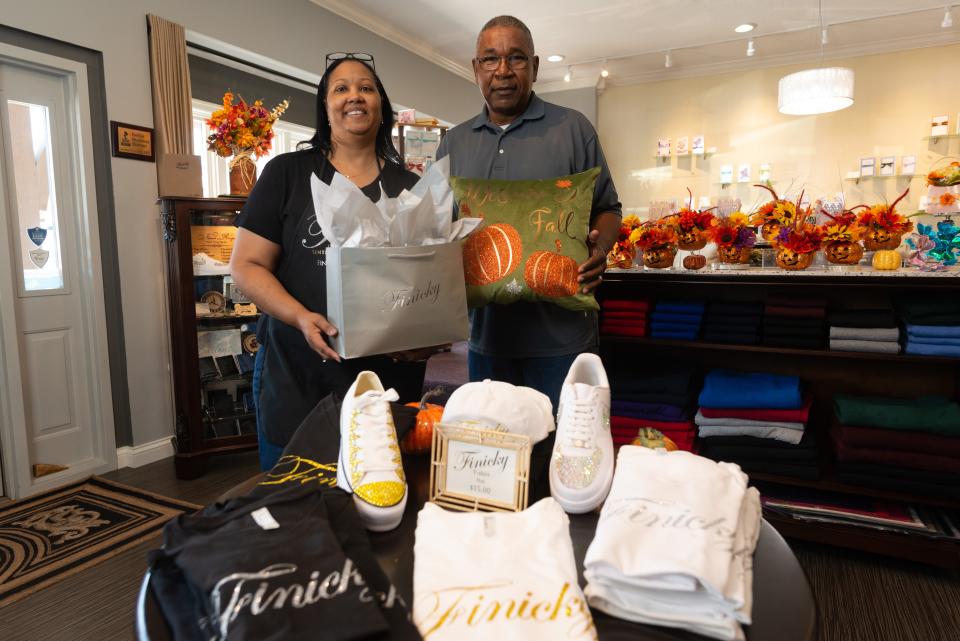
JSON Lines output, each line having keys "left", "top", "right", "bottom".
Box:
{"left": 668, "top": 188, "right": 717, "bottom": 250}
{"left": 819, "top": 209, "right": 864, "bottom": 265}
{"left": 631, "top": 221, "right": 677, "bottom": 269}
{"left": 750, "top": 184, "right": 797, "bottom": 242}
{"left": 709, "top": 212, "right": 757, "bottom": 264}
{"left": 775, "top": 207, "right": 823, "bottom": 270}
{"left": 856, "top": 188, "right": 914, "bottom": 250}
{"left": 207, "top": 92, "right": 289, "bottom": 196}
{"left": 607, "top": 214, "right": 643, "bottom": 268}
{"left": 926, "top": 161, "right": 960, "bottom": 215}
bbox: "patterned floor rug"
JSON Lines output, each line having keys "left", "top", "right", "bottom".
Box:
{"left": 0, "top": 476, "right": 199, "bottom": 607}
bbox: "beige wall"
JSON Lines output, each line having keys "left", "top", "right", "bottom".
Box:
{"left": 598, "top": 43, "right": 960, "bottom": 219}
{"left": 1, "top": 0, "right": 478, "bottom": 447}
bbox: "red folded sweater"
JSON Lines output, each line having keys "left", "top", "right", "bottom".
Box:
{"left": 834, "top": 421, "right": 960, "bottom": 458}
{"left": 603, "top": 311, "right": 649, "bottom": 320}
{"left": 604, "top": 300, "right": 651, "bottom": 311}
{"left": 600, "top": 325, "right": 648, "bottom": 337}
{"left": 830, "top": 422, "right": 960, "bottom": 474}
{"left": 612, "top": 416, "right": 695, "bottom": 433}
{"left": 699, "top": 394, "right": 813, "bottom": 422}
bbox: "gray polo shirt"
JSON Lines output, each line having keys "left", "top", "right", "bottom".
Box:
{"left": 437, "top": 93, "right": 622, "bottom": 358}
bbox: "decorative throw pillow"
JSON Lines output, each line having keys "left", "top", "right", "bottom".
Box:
{"left": 451, "top": 167, "right": 600, "bottom": 312}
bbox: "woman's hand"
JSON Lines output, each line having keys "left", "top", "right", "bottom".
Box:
{"left": 296, "top": 311, "right": 342, "bottom": 362}
{"left": 387, "top": 344, "right": 451, "bottom": 363}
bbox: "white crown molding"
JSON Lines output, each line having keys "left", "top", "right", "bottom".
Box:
{"left": 116, "top": 437, "right": 175, "bottom": 469}
{"left": 309, "top": 0, "right": 475, "bottom": 82}
{"left": 536, "top": 76, "right": 600, "bottom": 94}
{"left": 607, "top": 30, "right": 960, "bottom": 87}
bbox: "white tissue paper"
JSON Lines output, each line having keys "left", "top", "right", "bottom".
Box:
{"left": 311, "top": 156, "right": 479, "bottom": 248}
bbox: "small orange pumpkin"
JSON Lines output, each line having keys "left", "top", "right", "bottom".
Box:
{"left": 400, "top": 388, "right": 444, "bottom": 454}
{"left": 872, "top": 249, "right": 901, "bottom": 271}
{"left": 682, "top": 254, "right": 706, "bottom": 270}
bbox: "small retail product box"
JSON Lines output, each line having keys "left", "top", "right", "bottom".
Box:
{"left": 157, "top": 153, "right": 203, "bottom": 197}
{"left": 325, "top": 243, "right": 469, "bottom": 359}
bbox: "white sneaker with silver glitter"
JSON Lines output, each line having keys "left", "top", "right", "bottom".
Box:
{"left": 549, "top": 353, "right": 613, "bottom": 514}
{"left": 337, "top": 371, "right": 407, "bottom": 531}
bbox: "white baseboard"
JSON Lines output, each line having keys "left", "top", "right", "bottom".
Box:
{"left": 116, "top": 437, "right": 175, "bottom": 469}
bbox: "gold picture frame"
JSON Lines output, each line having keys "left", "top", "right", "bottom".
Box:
{"left": 429, "top": 423, "right": 530, "bottom": 513}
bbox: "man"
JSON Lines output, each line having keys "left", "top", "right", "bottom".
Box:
{"left": 437, "top": 15, "right": 622, "bottom": 411}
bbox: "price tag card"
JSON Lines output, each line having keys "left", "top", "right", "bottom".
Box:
{"left": 429, "top": 423, "right": 530, "bottom": 512}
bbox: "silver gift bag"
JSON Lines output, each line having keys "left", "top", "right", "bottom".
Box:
{"left": 325, "top": 243, "right": 469, "bottom": 359}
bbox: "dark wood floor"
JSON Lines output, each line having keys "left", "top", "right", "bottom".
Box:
{"left": 3, "top": 450, "right": 959, "bottom": 641}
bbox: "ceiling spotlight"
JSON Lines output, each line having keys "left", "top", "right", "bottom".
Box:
{"left": 821, "top": 27, "right": 829, "bottom": 45}
{"left": 547, "top": 54, "right": 565, "bottom": 62}
{"left": 600, "top": 60, "right": 609, "bottom": 78}
{"left": 943, "top": 6, "right": 954, "bottom": 28}
{"left": 746, "top": 39, "right": 756, "bottom": 57}
{"left": 564, "top": 66, "right": 572, "bottom": 82}
{"left": 735, "top": 22, "right": 757, "bottom": 33}
{"left": 665, "top": 51, "right": 673, "bottom": 68}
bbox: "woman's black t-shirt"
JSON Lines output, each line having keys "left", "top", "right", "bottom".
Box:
{"left": 236, "top": 149, "right": 426, "bottom": 446}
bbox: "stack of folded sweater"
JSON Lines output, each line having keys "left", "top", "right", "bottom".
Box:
{"left": 897, "top": 298, "right": 960, "bottom": 358}
{"left": 702, "top": 301, "right": 764, "bottom": 345}
{"left": 696, "top": 370, "right": 818, "bottom": 478}
{"left": 832, "top": 394, "right": 960, "bottom": 500}
{"left": 828, "top": 306, "right": 900, "bottom": 354}
{"left": 762, "top": 296, "right": 827, "bottom": 349}
{"left": 584, "top": 447, "right": 761, "bottom": 641}
{"left": 600, "top": 298, "right": 650, "bottom": 337}
{"left": 610, "top": 365, "right": 698, "bottom": 451}
{"left": 650, "top": 300, "right": 705, "bottom": 340}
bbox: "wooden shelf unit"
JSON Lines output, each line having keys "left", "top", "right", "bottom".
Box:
{"left": 598, "top": 269, "right": 960, "bottom": 567}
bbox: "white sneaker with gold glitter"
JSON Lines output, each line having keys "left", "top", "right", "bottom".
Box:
{"left": 550, "top": 353, "right": 613, "bottom": 514}
{"left": 337, "top": 371, "right": 407, "bottom": 531}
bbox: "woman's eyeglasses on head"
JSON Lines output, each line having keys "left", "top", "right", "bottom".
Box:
{"left": 325, "top": 52, "right": 376, "bottom": 71}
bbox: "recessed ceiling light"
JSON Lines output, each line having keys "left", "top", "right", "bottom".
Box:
{"left": 547, "top": 54, "right": 565, "bottom": 62}
{"left": 735, "top": 23, "right": 757, "bottom": 33}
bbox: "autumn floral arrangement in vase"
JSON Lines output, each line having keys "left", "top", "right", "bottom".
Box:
{"left": 631, "top": 221, "right": 678, "bottom": 269}
{"left": 606, "top": 214, "right": 643, "bottom": 269}
{"left": 819, "top": 209, "right": 864, "bottom": 265}
{"left": 750, "top": 184, "right": 797, "bottom": 242}
{"left": 774, "top": 199, "right": 823, "bottom": 270}
{"left": 925, "top": 160, "right": 960, "bottom": 215}
{"left": 856, "top": 188, "right": 914, "bottom": 251}
{"left": 668, "top": 188, "right": 717, "bottom": 251}
{"left": 709, "top": 212, "right": 757, "bottom": 265}
{"left": 207, "top": 92, "right": 289, "bottom": 196}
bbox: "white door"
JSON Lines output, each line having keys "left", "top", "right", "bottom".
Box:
{"left": 0, "top": 48, "right": 116, "bottom": 498}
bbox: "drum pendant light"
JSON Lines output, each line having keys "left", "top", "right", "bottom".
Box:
{"left": 778, "top": 0, "right": 854, "bottom": 115}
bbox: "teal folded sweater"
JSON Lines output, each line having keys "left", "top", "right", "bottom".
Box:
{"left": 834, "top": 394, "right": 960, "bottom": 435}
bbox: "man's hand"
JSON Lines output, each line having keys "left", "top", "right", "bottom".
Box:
{"left": 578, "top": 212, "right": 620, "bottom": 294}
{"left": 296, "top": 311, "right": 342, "bottom": 362}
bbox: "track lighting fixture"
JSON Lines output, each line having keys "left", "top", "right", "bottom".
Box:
{"left": 943, "top": 6, "right": 954, "bottom": 28}
{"left": 746, "top": 39, "right": 756, "bottom": 57}
{"left": 563, "top": 66, "right": 572, "bottom": 82}
{"left": 665, "top": 51, "right": 673, "bottom": 68}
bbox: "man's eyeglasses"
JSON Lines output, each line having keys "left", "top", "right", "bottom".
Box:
{"left": 476, "top": 54, "right": 530, "bottom": 71}
{"left": 325, "top": 52, "right": 375, "bottom": 71}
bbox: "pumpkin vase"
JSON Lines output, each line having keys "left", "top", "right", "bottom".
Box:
{"left": 761, "top": 223, "right": 782, "bottom": 242}
{"left": 776, "top": 248, "right": 815, "bottom": 271}
{"left": 824, "top": 240, "right": 864, "bottom": 265}
{"left": 718, "top": 245, "right": 751, "bottom": 264}
{"left": 606, "top": 247, "right": 636, "bottom": 269}
{"left": 872, "top": 249, "right": 902, "bottom": 271}
{"left": 642, "top": 245, "right": 676, "bottom": 269}
{"left": 862, "top": 229, "right": 903, "bottom": 251}
{"left": 677, "top": 228, "right": 708, "bottom": 251}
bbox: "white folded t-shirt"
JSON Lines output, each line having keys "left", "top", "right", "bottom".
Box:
{"left": 413, "top": 498, "right": 597, "bottom": 641}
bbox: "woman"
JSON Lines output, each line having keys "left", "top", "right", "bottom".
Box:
{"left": 231, "top": 53, "right": 432, "bottom": 469}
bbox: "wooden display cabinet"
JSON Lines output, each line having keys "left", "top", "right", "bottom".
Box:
{"left": 599, "top": 268, "right": 960, "bottom": 568}
{"left": 160, "top": 197, "right": 258, "bottom": 479}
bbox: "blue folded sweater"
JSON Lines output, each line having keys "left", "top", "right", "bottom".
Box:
{"left": 698, "top": 369, "right": 802, "bottom": 409}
